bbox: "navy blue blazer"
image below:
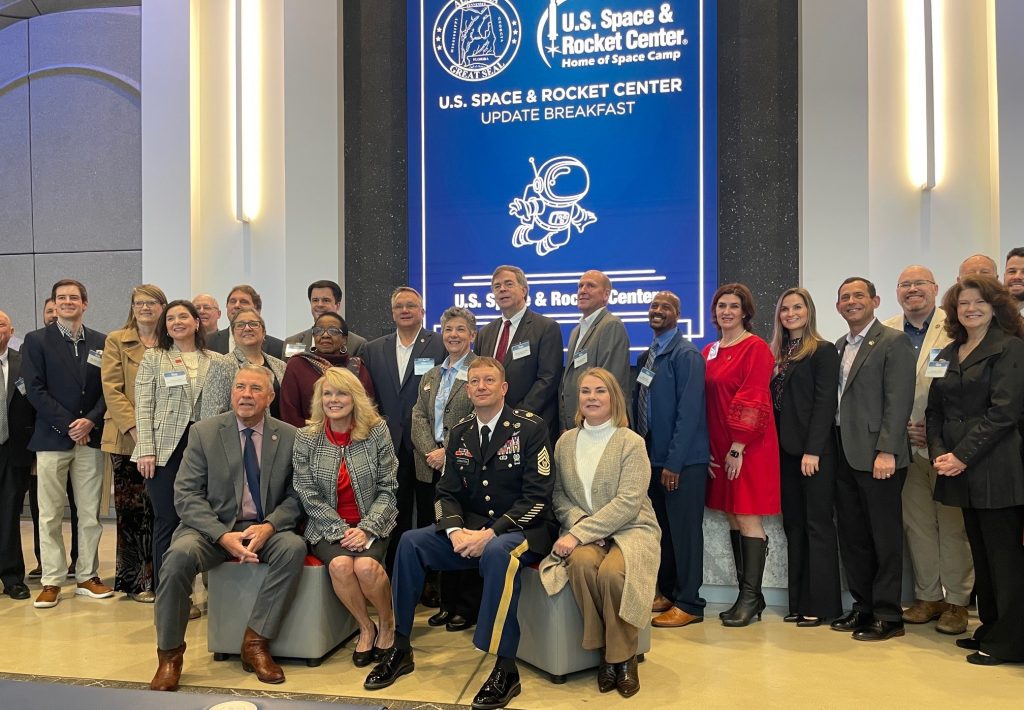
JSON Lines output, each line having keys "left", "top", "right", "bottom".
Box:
{"left": 631, "top": 330, "right": 709, "bottom": 471}
{"left": 3, "top": 348, "right": 37, "bottom": 467}
{"left": 361, "top": 329, "right": 445, "bottom": 451}
{"left": 20, "top": 323, "right": 107, "bottom": 451}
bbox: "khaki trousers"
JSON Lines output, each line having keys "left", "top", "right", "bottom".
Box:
{"left": 565, "top": 542, "right": 638, "bottom": 664}
{"left": 902, "top": 452, "right": 974, "bottom": 605}
{"left": 36, "top": 447, "right": 105, "bottom": 587}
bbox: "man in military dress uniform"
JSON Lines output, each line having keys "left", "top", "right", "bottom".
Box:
{"left": 365, "top": 356, "right": 554, "bottom": 710}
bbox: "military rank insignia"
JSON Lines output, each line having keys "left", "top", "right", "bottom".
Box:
{"left": 537, "top": 447, "right": 551, "bottom": 476}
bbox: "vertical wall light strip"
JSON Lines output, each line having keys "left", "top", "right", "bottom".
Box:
{"left": 905, "top": 0, "right": 936, "bottom": 190}
{"left": 236, "top": 0, "right": 261, "bottom": 222}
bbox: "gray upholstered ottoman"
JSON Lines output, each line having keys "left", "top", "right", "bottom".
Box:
{"left": 207, "top": 557, "right": 358, "bottom": 667}
{"left": 516, "top": 565, "right": 652, "bottom": 683}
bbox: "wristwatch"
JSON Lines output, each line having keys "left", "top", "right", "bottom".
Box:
{"left": 728, "top": 449, "right": 740, "bottom": 458}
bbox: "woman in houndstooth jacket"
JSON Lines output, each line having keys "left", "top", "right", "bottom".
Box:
{"left": 293, "top": 367, "right": 399, "bottom": 668}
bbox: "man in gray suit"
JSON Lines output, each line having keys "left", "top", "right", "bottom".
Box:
{"left": 150, "top": 365, "right": 305, "bottom": 691}
{"left": 829, "top": 277, "right": 916, "bottom": 642}
{"left": 558, "top": 269, "right": 631, "bottom": 431}
{"left": 283, "top": 279, "right": 367, "bottom": 358}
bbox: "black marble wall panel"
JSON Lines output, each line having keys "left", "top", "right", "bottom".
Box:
{"left": 343, "top": 0, "right": 799, "bottom": 338}
{"left": 717, "top": 0, "right": 799, "bottom": 335}
{"left": 343, "top": 0, "right": 409, "bottom": 338}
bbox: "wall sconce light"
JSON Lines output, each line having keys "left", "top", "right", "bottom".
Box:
{"left": 906, "top": 0, "right": 940, "bottom": 191}
{"left": 236, "top": 0, "right": 261, "bottom": 222}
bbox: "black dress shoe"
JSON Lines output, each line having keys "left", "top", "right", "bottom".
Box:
{"left": 830, "top": 610, "right": 872, "bottom": 632}
{"left": 352, "top": 624, "right": 378, "bottom": 667}
{"left": 428, "top": 609, "right": 452, "bottom": 627}
{"left": 796, "top": 616, "right": 824, "bottom": 628}
{"left": 472, "top": 667, "right": 521, "bottom": 710}
{"left": 420, "top": 581, "right": 441, "bottom": 609}
{"left": 615, "top": 655, "right": 640, "bottom": 698}
{"left": 4, "top": 583, "right": 30, "bottom": 600}
{"left": 966, "top": 651, "right": 1006, "bottom": 666}
{"left": 364, "top": 647, "right": 415, "bottom": 690}
{"left": 783, "top": 613, "right": 801, "bottom": 623}
{"left": 597, "top": 658, "right": 616, "bottom": 693}
{"left": 446, "top": 614, "right": 476, "bottom": 632}
{"left": 956, "top": 637, "right": 981, "bottom": 650}
{"left": 852, "top": 619, "right": 905, "bottom": 642}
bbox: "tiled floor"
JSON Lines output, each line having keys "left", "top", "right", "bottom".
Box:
{"left": 1, "top": 521, "right": 1022, "bottom": 709}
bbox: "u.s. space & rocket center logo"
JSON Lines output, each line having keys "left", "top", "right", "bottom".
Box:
{"left": 433, "top": 0, "right": 522, "bottom": 81}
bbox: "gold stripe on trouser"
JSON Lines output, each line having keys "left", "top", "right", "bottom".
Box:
{"left": 488, "top": 539, "right": 530, "bottom": 654}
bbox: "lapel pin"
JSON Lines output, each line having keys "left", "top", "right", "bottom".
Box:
{"left": 514, "top": 422, "right": 521, "bottom": 428}
{"left": 503, "top": 421, "right": 510, "bottom": 427}
{"left": 271, "top": 435, "right": 278, "bottom": 441}
{"left": 868, "top": 340, "right": 875, "bottom": 346}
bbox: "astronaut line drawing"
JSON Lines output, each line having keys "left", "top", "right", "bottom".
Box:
{"left": 509, "top": 155, "right": 597, "bottom": 256}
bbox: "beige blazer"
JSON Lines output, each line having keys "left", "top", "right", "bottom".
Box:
{"left": 883, "top": 309, "right": 951, "bottom": 454}
{"left": 409, "top": 352, "right": 477, "bottom": 483}
{"left": 133, "top": 347, "right": 220, "bottom": 465}
{"left": 100, "top": 328, "right": 149, "bottom": 456}
{"left": 539, "top": 427, "right": 660, "bottom": 629}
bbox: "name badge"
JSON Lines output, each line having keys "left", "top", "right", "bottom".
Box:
{"left": 707, "top": 342, "right": 720, "bottom": 361}
{"left": 414, "top": 358, "right": 434, "bottom": 376}
{"left": 163, "top": 370, "right": 188, "bottom": 387}
{"left": 87, "top": 349, "right": 103, "bottom": 367}
{"left": 511, "top": 341, "right": 531, "bottom": 360}
{"left": 573, "top": 349, "right": 588, "bottom": 368}
{"left": 456, "top": 367, "right": 469, "bottom": 381}
{"left": 284, "top": 342, "right": 306, "bottom": 358}
{"left": 637, "top": 367, "right": 656, "bottom": 387}
{"left": 929, "top": 347, "right": 942, "bottom": 361}
{"left": 925, "top": 360, "right": 950, "bottom": 378}
{"left": 15, "top": 377, "right": 26, "bottom": 395}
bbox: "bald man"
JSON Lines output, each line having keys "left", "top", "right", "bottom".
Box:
{"left": 192, "top": 294, "right": 222, "bottom": 336}
{"left": 0, "top": 310, "right": 36, "bottom": 600}
{"left": 882, "top": 266, "right": 972, "bottom": 635}
{"left": 559, "top": 269, "right": 631, "bottom": 431}
{"left": 957, "top": 254, "right": 998, "bottom": 281}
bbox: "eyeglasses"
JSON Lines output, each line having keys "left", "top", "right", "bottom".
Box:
{"left": 311, "top": 326, "right": 346, "bottom": 337}
{"left": 233, "top": 321, "right": 263, "bottom": 331}
{"left": 897, "top": 279, "right": 936, "bottom": 290}
{"left": 133, "top": 300, "right": 161, "bottom": 309}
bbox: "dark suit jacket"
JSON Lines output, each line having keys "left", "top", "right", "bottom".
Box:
{"left": 560, "top": 309, "right": 631, "bottom": 431}
{"left": 284, "top": 327, "right": 366, "bottom": 359}
{"left": 835, "top": 320, "right": 916, "bottom": 471}
{"left": 361, "top": 329, "right": 446, "bottom": 451}
{"left": 3, "top": 349, "right": 36, "bottom": 467}
{"left": 475, "top": 309, "right": 562, "bottom": 437}
{"left": 926, "top": 329, "right": 1024, "bottom": 509}
{"left": 207, "top": 328, "right": 286, "bottom": 361}
{"left": 20, "top": 324, "right": 107, "bottom": 451}
{"left": 173, "top": 411, "right": 303, "bottom": 544}
{"left": 437, "top": 404, "right": 555, "bottom": 553}
{"left": 776, "top": 340, "right": 840, "bottom": 458}
{"left": 631, "top": 330, "right": 709, "bottom": 471}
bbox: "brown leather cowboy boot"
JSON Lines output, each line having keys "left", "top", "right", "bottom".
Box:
{"left": 150, "top": 642, "right": 186, "bottom": 691}
{"left": 241, "top": 627, "right": 285, "bottom": 684}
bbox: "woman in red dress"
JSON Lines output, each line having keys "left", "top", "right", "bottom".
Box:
{"left": 703, "top": 283, "right": 780, "bottom": 627}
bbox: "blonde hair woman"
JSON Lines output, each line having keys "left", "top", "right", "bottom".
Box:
{"left": 292, "top": 367, "right": 399, "bottom": 667}
{"left": 540, "top": 367, "right": 660, "bottom": 698}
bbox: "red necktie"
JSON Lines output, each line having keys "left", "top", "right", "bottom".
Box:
{"left": 494, "top": 319, "right": 511, "bottom": 362}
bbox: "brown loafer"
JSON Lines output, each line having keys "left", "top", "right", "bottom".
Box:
{"left": 189, "top": 604, "right": 202, "bottom": 620}
{"left": 651, "top": 594, "right": 673, "bottom": 613}
{"left": 902, "top": 599, "right": 946, "bottom": 624}
{"left": 241, "top": 627, "right": 285, "bottom": 684}
{"left": 936, "top": 604, "right": 969, "bottom": 635}
{"left": 653, "top": 607, "right": 704, "bottom": 627}
{"left": 150, "top": 642, "right": 186, "bottom": 691}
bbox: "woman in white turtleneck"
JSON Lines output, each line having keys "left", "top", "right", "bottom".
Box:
{"left": 538, "top": 368, "right": 660, "bottom": 699}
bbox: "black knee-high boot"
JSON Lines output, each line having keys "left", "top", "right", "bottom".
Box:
{"left": 719, "top": 530, "right": 743, "bottom": 620}
{"left": 722, "top": 536, "right": 768, "bottom": 627}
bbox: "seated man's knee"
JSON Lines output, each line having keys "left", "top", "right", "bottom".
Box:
{"left": 161, "top": 544, "right": 200, "bottom": 580}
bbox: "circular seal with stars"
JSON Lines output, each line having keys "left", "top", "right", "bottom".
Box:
{"left": 433, "top": 0, "right": 522, "bottom": 82}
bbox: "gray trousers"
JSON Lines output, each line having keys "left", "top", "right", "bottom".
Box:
{"left": 155, "top": 522, "right": 305, "bottom": 650}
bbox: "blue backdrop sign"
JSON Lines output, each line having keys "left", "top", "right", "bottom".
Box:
{"left": 409, "top": 0, "right": 717, "bottom": 358}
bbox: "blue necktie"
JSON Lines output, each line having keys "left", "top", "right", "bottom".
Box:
{"left": 243, "top": 428, "right": 264, "bottom": 522}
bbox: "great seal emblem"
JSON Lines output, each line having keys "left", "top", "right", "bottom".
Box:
{"left": 433, "top": 0, "right": 522, "bottom": 82}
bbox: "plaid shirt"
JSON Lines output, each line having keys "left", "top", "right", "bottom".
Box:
{"left": 56, "top": 320, "right": 86, "bottom": 356}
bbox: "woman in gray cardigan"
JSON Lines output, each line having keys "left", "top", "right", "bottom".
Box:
{"left": 293, "top": 367, "right": 399, "bottom": 668}
{"left": 539, "top": 367, "right": 660, "bottom": 698}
